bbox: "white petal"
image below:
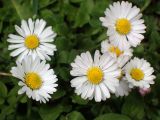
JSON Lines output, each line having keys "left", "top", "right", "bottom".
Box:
{"left": 21, "top": 20, "right": 30, "bottom": 36}
{"left": 95, "top": 86, "right": 102, "bottom": 102}
{"left": 10, "top": 47, "right": 26, "bottom": 57}
{"left": 15, "top": 25, "right": 25, "bottom": 37}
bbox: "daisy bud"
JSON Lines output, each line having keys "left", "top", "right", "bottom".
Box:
{"left": 139, "top": 87, "right": 151, "bottom": 96}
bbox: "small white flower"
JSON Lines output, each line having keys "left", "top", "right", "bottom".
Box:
{"left": 114, "top": 72, "right": 131, "bottom": 97}
{"left": 100, "top": 40, "right": 132, "bottom": 97}
{"left": 100, "top": 1, "right": 146, "bottom": 48}
{"left": 8, "top": 18, "right": 57, "bottom": 62}
{"left": 11, "top": 56, "right": 58, "bottom": 103}
{"left": 70, "top": 50, "right": 121, "bottom": 102}
{"left": 101, "top": 40, "right": 133, "bottom": 68}
{"left": 124, "top": 57, "right": 156, "bottom": 88}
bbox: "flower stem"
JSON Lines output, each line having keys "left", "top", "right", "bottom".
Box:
{"left": 0, "top": 72, "right": 12, "bottom": 77}
{"left": 27, "top": 99, "right": 32, "bottom": 119}
{"left": 141, "top": 0, "right": 151, "bottom": 12}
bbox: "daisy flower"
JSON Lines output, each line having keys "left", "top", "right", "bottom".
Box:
{"left": 124, "top": 57, "right": 156, "bottom": 89}
{"left": 100, "top": 40, "right": 133, "bottom": 97}
{"left": 70, "top": 50, "right": 121, "bottom": 102}
{"left": 101, "top": 40, "right": 133, "bottom": 68}
{"left": 100, "top": 1, "right": 146, "bottom": 48}
{"left": 114, "top": 70, "right": 131, "bottom": 97}
{"left": 11, "top": 56, "right": 58, "bottom": 103}
{"left": 8, "top": 18, "right": 57, "bottom": 62}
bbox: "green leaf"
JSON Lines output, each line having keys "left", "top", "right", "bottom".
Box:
{"left": 52, "top": 89, "right": 66, "bottom": 100}
{"left": 92, "top": 0, "right": 110, "bottom": 16}
{"left": 7, "top": 96, "right": 17, "bottom": 105}
{"left": 91, "top": 104, "right": 112, "bottom": 116}
{"left": 0, "top": 81, "right": 8, "bottom": 98}
{"left": 122, "top": 95, "right": 145, "bottom": 120}
{"left": 20, "top": 95, "right": 27, "bottom": 103}
{"left": 74, "top": 0, "right": 94, "bottom": 27}
{"left": 58, "top": 50, "right": 77, "bottom": 64}
{"left": 94, "top": 113, "right": 131, "bottom": 120}
{"left": 71, "top": 94, "right": 89, "bottom": 105}
{"left": 39, "top": 105, "right": 64, "bottom": 120}
{"left": 150, "top": 30, "right": 160, "bottom": 43}
{"left": 11, "top": 0, "right": 34, "bottom": 19}
{"left": 68, "top": 50, "right": 78, "bottom": 63}
{"left": 58, "top": 67, "right": 70, "bottom": 81}
{"left": 134, "top": 45, "right": 144, "bottom": 55}
{"left": 0, "top": 105, "right": 15, "bottom": 119}
{"left": 0, "top": 21, "right": 3, "bottom": 33}
{"left": 58, "top": 51, "right": 69, "bottom": 64}
{"left": 40, "top": 9, "right": 53, "bottom": 20}
{"left": 55, "top": 37, "right": 69, "bottom": 51}
{"left": 0, "top": 98, "right": 5, "bottom": 105}
{"left": 62, "top": 3, "right": 78, "bottom": 22}
{"left": 8, "top": 86, "right": 19, "bottom": 97}
{"left": 66, "top": 111, "right": 85, "bottom": 120}
{"left": 39, "top": 0, "right": 56, "bottom": 9}
{"left": 70, "top": 0, "right": 83, "bottom": 3}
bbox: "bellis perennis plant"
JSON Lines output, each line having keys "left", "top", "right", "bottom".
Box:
{"left": 70, "top": 1, "right": 156, "bottom": 102}
{"left": 8, "top": 18, "right": 58, "bottom": 103}
{"left": 4, "top": 1, "right": 156, "bottom": 104}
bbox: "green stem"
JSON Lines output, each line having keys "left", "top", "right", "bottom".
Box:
{"left": 11, "top": 0, "right": 23, "bottom": 19}
{"left": 27, "top": 99, "right": 32, "bottom": 119}
{"left": 141, "top": 0, "right": 151, "bottom": 12}
{"left": 0, "top": 72, "right": 12, "bottom": 77}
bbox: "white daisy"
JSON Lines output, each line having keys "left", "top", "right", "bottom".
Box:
{"left": 101, "top": 40, "right": 133, "bottom": 68}
{"left": 124, "top": 57, "right": 156, "bottom": 89}
{"left": 114, "top": 71, "right": 131, "bottom": 97}
{"left": 11, "top": 56, "right": 58, "bottom": 103}
{"left": 8, "top": 18, "right": 57, "bottom": 62}
{"left": 101, "top": 40, "right": 132, "bottom": 97}
{"left": 70, "top": 50, "right": 121, "bottom": 102}
{"left": 100, "top": 1, "right": 146, "bottom": 48}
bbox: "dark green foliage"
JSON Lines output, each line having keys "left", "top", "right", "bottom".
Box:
{"left": 0, "top": 0, "right": 160, "bottom": 119}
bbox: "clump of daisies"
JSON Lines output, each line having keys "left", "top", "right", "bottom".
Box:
{"left": 8, "top": 18, "right": 58, "bottom": 103}
{"left": 7, "top": 1, "right": 156, "bottom": 104}
{"left": 70, "top": 1, "right": 156, "bottom": 102}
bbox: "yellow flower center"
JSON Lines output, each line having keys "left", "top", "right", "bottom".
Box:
{"left": 87, "top": 67, "right": 104, "bottom": 84}
{"left": 115, "top": 18, "right": 131, "bottom": 35}
{"left": 25, "top": 72, "right": 42, "bottom": 90}
{"left": 130, "top": 68, "right": 144, "bottom": 81}
{"left": 109, "top": 46, "right": 123, "bottom": 57}
{"left": 25, "top": 35, "right": 39, "bottom": 49}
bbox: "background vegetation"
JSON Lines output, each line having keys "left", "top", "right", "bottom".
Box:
{"left": 0, "top": 0, "right": 160, "bottom": 120}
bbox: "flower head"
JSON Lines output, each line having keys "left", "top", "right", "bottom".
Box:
{"left": 124, "top": 57, "right": 155, "bottom": 88}
{"left": 101, "top": 40, "right": 133, "bottom": 68}
{"left": 70, "top": 50, "right": 121, "bottom": 102}
{"left": 114, "top": 76, "right": 131, "bottom": 97}
{"left": 11, "top": 56, "right": 58, "bottom": 103}
{"left": 100, "top": 1, "right": 146, "bottom": 48}
{"left": 100, "top": 40, "right": 133, "bottom": 97}
{"left": 8, "top": 18, "right": 57, "bottom": 62}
